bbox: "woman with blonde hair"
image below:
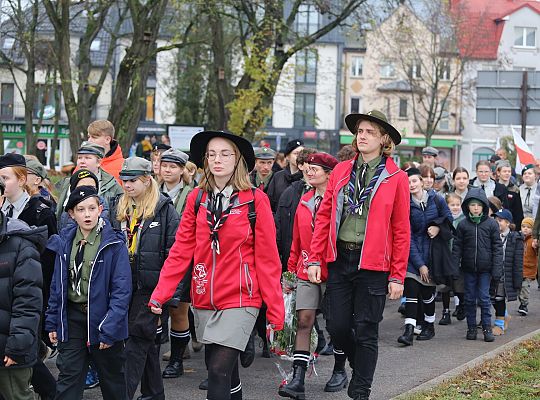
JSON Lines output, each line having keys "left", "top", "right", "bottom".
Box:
{"left": 149, "top": 131, "right": 284, "bottom": 400}
{"left": 110, "top": 156, "right": 179, "bottom": 400}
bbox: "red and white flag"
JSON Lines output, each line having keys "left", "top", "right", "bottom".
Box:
{"left": 512, "top": 127, "right": 536, "bottom": 173}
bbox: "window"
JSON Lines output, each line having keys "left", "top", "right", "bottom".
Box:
{"left": 90, "top": 39, "right": 101, "bottom": 51}
{"left": 514, "top": 27, "right": 536, "bottom": 48}
{"left": 380, "top": 62, "right": 396, "bottom": 78}
{"left": 1, "top": 83, "right": 14, "bottom": 119}
{"left": 351, "top": 56, "right": 363, "bottom": 77}
{"left": 472, "top": 147, "right": 495, "bottom": 167}
{"left": 296, "top": 4, "right": 319, "bottom": 35}
{"left": 399, "top": 98, "right": 408, "bottom": 118}
{"left": 141, "top": 88, "right": 155, "bottom": 122}
{"left": 439, "top": 101, "right": 449, "bottom": 131}
{"left": 439, "top": 61, "right": 451, "bottom": 80}
{"left": 295, "top": 49, "right": 317, "bottom": 84}
{"left": 33, "top": 85, "right": 61, "bottom": 119}
{"left": 350, "top": 97, "right": 361, "bottom": 113}
{"left": 294, "top": 93, "right": 316, "bottom": 127}
{"left": 2, "top": 38, "right": 15, "bottom": 50}
{"left": 408, "top": 61, "right": 422, "bottom": 79}
{"left": 385, "top": 98, "right": 391, "bottom": 122}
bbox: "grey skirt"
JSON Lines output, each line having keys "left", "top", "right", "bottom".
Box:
{"left": 296, "top": 279, "right": 326, "bottom": 310}
{"left": 193, "top": 306, "right": 259, "bottom": 351}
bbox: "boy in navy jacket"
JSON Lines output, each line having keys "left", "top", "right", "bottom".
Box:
{"left": 46, "top": 186, "right": 131, "bottom": 399}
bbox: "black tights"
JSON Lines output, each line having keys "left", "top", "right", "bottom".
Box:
{"left": 442, "top": 291, "right": 464, "bottom": 310}
{"left": 493, "top": 299, "right": 506, "bottom": 318}
{"left": 404, "top": 278, "right": 436, "bottom": 323}
{"left": 207, "top": 344, "right": 241, "bottom": 400}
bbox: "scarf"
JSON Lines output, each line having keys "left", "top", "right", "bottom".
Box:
{"left": 469, "top": 212, "right": 483, "bottom": 224}
{"left": 347, "top": 156, "right": 386, "bottom": 215}
{"left": 127, "top": 206, "right": 142, "bottom": 257}
{"left": 311, "top": 194, "right": 322, "bottom": 231}
{"left": 206, "top": 190, "right": 238, "bottom": 254}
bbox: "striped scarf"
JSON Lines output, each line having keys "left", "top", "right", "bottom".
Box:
{"left": 206, "top": 191, "right": 238, "bottom": 254}
{"left": 347, "top": 156, "right": 386, "bottom": 215}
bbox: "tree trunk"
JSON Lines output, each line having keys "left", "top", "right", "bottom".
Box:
{"left": 50, "top": 70, "right": 61, "bottom": 170}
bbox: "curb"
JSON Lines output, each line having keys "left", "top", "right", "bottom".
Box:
{"left": 391, "top": 327, "right": 540, "bottom": 399}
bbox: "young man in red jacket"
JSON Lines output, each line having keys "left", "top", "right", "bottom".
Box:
{"left": 87, "top": 120, "right": 124, "bottom": 183}
{"left": 307, "top": 110, "right": 410, "bottom": 400}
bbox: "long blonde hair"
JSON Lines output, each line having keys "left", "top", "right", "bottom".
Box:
{"left": 116, "top": 176, "right": 160, "bottom": 222}
{"left": 198, "top": 140, "right": 252, "bottom": 192}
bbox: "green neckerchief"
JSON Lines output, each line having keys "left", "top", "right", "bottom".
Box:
{"left": 469, "top": 212, "right": 483, "bottom": 224}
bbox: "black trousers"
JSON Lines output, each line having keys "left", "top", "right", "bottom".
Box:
{"left": 54, "top": 306, "right": 127, "bottom": 400}
{"left": 125, "top": 335, "right": 164, "bottom": 400}
{"left": 325, "top": 247, "right": 388, "bottom": 396}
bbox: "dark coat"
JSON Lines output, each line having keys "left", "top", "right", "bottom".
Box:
{"left": 491, "top": 231, "right": 523, "bottom": 301}
{"left": 275, "top": 180, "right": 309, "bottom": 272}
{"left": 17, "top": 195, "right": 57, "bottom": 315}
{"left": 430, "top": 215, "right": 457, "bottom": 286}
{"left": 452, "top": 188, "right": 504, "bottom": 278}
{"left": 0, "top": 215, "right": 45, "bottom": 369}
{"left": 110, "top": 194, "right": 180, "bottom": 294}
{"left": 469, "top": 177, "right": 523, "bottom": 228}
{"left": 408, "top": 190, "right": 453, "bottom": 276}
{"left": 45, "top": 220, "right": 132, "bottom": 345}
{"left": 266, "top": 166, "right": 303, "bottom": 212}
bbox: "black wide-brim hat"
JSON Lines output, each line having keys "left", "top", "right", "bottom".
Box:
{"left": 345, "top": 110, "right": 401, "bottom": 145}
{"left": 190, "top": 130, "right": 255, "bottom": 171}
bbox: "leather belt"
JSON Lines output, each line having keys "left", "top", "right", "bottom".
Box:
{"left": 337, "top": 241, "right": 362, "bottom": 251}
{"left": 68, "top": 302, "right": 88, "bottom": 313}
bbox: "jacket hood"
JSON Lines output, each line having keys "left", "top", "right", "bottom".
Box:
{"left": 0, "top": 213, "right": 48, "bottom": 252}
{"left": 461, "top": 187, "right": 490, "bottom": 217}
{"left": 105, "top": 140, "right": 123, "bottom": 160}
{"left": 156, "top": 193, "right": 173, "bottom": 212}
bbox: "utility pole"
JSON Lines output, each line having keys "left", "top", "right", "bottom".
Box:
{"left": 521, "top": 70, "right": 528, "bottom": 140}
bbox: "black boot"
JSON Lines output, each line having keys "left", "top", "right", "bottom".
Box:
{"left": 262, "top": 341, "right": 271, "bottom": 358}
{"left": 162, "top": 358, "right": 183, "bottom": 378}
{"left": 240, "top": 330, "right": 256, "bottom": 368}
{"left": 439, "top": 310, "right": 451, "bottom": 325}
{"left": 199, "top": 378, "right": 208, "bottom": 390}
{"left": 324, "top": 369, "right": 348, "bottom": 392}
{"left": 482, "top": 326, "right": 495, "bottom": 342}
{"left": 455, "top": 305, "right": 466, "bottom": 321}
{"left": 417, "top": 322, "right": 435, "bottom": 341}
{"left": 466, "top": 327, "right": 477, "bottom": 340}
{"left": 278, "top": 364, "right": 306, "bottom": 399}
{"left": 397, "top": 324, "right": 414, "bottom": 346}
{"left": 354, "top": 391, "right": 371, "bottom": 400}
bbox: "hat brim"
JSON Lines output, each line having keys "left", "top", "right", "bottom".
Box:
{"left": 190, "top": 130, "right": 255, "bottom": 171}
{"left": 345, "top": 113, "right": 401, "bottom": 145}
{"left": 119, "top": 172, "right": 150, "bottom": 181}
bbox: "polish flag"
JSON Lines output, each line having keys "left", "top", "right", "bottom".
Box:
{"left": 512, "top": 127, "right": 536, "bottom": 173}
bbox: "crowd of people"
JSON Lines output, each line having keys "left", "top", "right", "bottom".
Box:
{"left": 0, "top": 112, "right": 539, "bottom": 400}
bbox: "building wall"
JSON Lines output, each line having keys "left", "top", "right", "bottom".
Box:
{"left": 498, "top": 7, "right": 540, "bottom": 70}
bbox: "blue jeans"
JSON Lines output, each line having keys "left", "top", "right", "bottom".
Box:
{"left": 463, "top": 271, "right": 492, "bottom": 329}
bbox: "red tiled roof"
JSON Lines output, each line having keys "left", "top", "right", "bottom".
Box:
{"left": 451, "top": 0, "right": 540, "bottom": 60}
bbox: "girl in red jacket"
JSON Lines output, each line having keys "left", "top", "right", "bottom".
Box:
{"left": 278, "top": 152, "right": 344, "bottom": 399}
{"left": 149, "top": 131, "right": 284, "bottom": 400}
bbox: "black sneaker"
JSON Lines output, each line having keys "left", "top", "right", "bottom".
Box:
{"left": 482, "top": 327, "right": 495, "bottom": 342}
{"left": 518, "top": 304, "right": 528, "bottom": 316}
{"left": 466, "top": 328, "right": 477, "bottom": 340}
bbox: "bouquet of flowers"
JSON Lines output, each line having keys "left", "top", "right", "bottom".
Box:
{"left": 271, "top": 272, "right": 319, "bottom": 385}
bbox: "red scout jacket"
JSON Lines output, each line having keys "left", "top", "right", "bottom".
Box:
{"left": 308, "top": 155, "right": 410, "bottom": 284}
{"left": 150, "top": 187, "right": 285, "bottom": 330}
{"left": 288, "top": 190, "right": 329, "bottom": 282}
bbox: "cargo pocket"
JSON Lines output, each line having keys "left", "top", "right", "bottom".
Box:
{"left": 241, "top": 307, "right": 259, "bottom": 336}
{"left": 358, "top": 285, "right": 387, "bottom": 324}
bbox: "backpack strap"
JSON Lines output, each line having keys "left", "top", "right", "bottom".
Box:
{"left": 194, "top": 187, "right": 257, "bottom": 237}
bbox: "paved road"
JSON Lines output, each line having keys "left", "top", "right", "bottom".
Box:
{"left": 46, "top": 287, "right": 540, "bottom": 400}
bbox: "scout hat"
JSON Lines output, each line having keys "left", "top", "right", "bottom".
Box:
{"left": 153, "top": 143, "right": 171, "bottom": 153}
{"left": 160, "top": 148, "right": 189, "bottom": 166}
{"left": 189, "top": 130, "right": 255, "bottom": 171}
{"left": 254, "top": 146, "right": 277, "bottom": 160}
{"left": 422, "top": 146, "right": 439, "bottom": 157}
{"left": 25, "top": 157, "right": 47, "bottom": 180}
{"left": 78, "top": 141, "right": 105, "bottom": 158}
{"left": 307, "top": 152, "right": 338, "bottom": 171}
{"left": 345, "top": 110, "right": 402, "bottom": 145}
{"left": 406, "top": 167, "right": 422, "bottom": 177}
{"left": 119, "top": 157, "right": 152, "bottom": 181}
{"left": 434, "top": 166, "right": 446, "bottom": 182}
{"left": 0, "top": 153, "right": 26, "bottom": 169}
{"left": 65, "top": 185, "right": 99, "bottom": 212}
{"left": 284, "top": 139, "right": 304, "bottom": 156}
{"left": 70, "top": 169, "right": 99, "bottom": 192}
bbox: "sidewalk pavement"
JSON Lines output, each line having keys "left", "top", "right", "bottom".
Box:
{"left": 46, "top": 285, "right": 540, "bottom": 400}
